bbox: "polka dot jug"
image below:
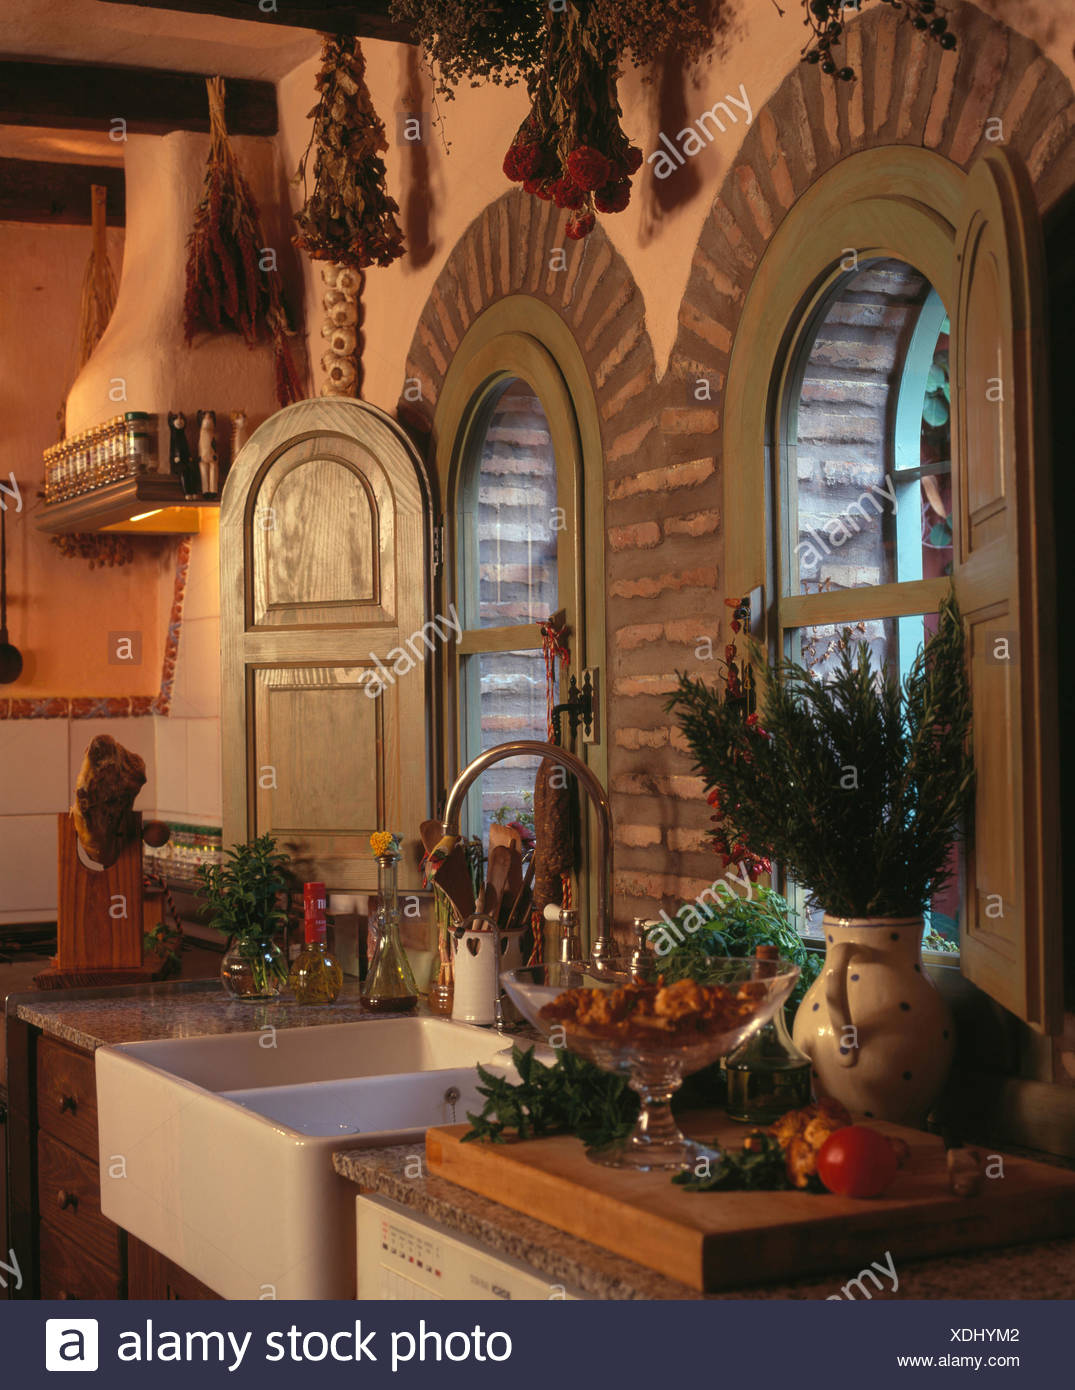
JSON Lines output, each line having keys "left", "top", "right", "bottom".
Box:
{"left": 792, "top": 916, "right": 955, "bottom": 1126}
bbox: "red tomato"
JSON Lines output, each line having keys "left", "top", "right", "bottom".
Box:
{"left": 816, "top": 1125, "right": 900, "bottom": 1198}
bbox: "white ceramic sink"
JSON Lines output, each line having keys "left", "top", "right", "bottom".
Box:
{"left": 96, "top": 1016, "right": 522, "bottom": 1300}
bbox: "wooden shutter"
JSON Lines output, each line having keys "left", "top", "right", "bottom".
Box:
{"left": 221, "top": 399, "right": 432, "bottom": 892}
{"left": 952, "top": 148, "right": 1060, "bottom": 1030}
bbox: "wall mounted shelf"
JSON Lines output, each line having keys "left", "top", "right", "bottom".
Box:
{"left": 35, "top": 475, "right": 218, "bottom": 535}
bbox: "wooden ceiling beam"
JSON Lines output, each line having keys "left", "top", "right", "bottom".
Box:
{"left": 0, "top": 158, "right": 125, "bottom": 226}
{"left": 0, "top": 61, "right": 277, "bottom": 137}
{"left": 97, "top": 0, "right": 417, "bottom": 43}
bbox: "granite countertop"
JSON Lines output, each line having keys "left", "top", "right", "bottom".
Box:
{"left": 7, "top": 977, "right": 415, "bottom": 1051}
{"left": 334, "top": 1145, "right": 1075, "bottom": 1302}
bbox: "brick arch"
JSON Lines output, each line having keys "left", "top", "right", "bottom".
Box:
{"left": 396, "top": 187, "right": 657, "bottom": 462}
{"left": 628, "top": 1, "right": 1075, "bottom": 922}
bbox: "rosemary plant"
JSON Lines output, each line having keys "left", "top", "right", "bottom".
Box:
{"left": 668, "top": 593, "right": 974, "bottom": 919}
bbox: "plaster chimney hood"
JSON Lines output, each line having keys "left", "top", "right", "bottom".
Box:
{"left": 45, "top": 128, "right": 293, "bottom": 535}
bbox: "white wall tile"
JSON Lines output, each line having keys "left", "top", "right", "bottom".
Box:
{"left": 0, "top": 814, "right": 58, "bottom": 914}
{"left": 186, "top": 718, "right": 222, "bottom": 822}
{"left": 68, "top": 718, "right": 157, "bottom": 817}
{"left": 0, "top": 719, "right": 70, "bottom": 815}
{"left": 174, "top": 617, "right": 221, "bottom": 719}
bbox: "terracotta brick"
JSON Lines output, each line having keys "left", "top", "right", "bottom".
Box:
{"left": 896, "top": 30, "right": 933, "bottom": 141}
{"left": 608, "top": 458, "right": 714, "bottom": 501}
{"left": 595, "top": 319, "right": 646, "bottom": 389}
{"left": 660, "top": 404, "right": 720, "bottom": 436}
{"left": 819, "top": 66, "right": 841, "bottom": 161}
{"left": 559, "top": 233, "right": 588, "bottom": 307}
{"left": 709, "top": 198, "right": 756, "bottom": 275}
{"left": 665, "top": 509, "right": 720, "bottom": 538}
{"left": 611, "top": 675, "right": 680, "bottom": 699}
{"left": 616, "top": 823, "right": 662, "bottom": 849}
{"left": 1029, "top": 104, "right": 1075, "bottom": 185}
{"left": 480, "top": 206, "right": 495, "bottom": 302}
{"left": 924, "top": 42, "right": 960, "bottom": 150}
{"left": 1002, "top": 56, "right": 1050, "bottom": 147}
{"left": 614, "top": 726, "right": 670, "bottom": 750}
{"left": 608, "top": 521, "right": 661, "bottom": 552}
{"left": 667, "top": 827, "right": 711, "bottom": 855}
{"left": 430, "top": 281, "right": 461, "bottom": 354}
{"left": 571, "top": 237, "right": 613, "bottom": 327}
{"left": 869, "top": 13, "right": 897, "bottom": 139}
{"left": 664, "top": 617, "right": 713, "bottom": 646}
{"left": 693, "top": 247, "right": 744, "bottom": 304}
{"left": 615, "top": 870, "right": 720, "bottom": 905}
{"left": 496, "top": 197, "right": 513, "bottom": 296}
{"left": 512, "top": 193, "right": 533, "bottom": 286}
{"left": 785, "top": 69, "right": 818, "bottom": 182}
{"left": 611, "top": 772, "right": 706, "bottom": 799}
{"left": 416, "top": 316, "right": 448, "bottom": 376}
{"left": 947, "top": 26, "right": 1009, "bottom": 166}
{"left": 758, "top": 108, "right": 795, "bottom": 210}
{"left": 463, "top": 231, "right": 483, "bottom": 317}
{"left": 528, "top": 200, "right": 554, "bottom": 292}
{"left": 599, "top": 368, "right": 650, "bottom": 421}
{"left": 614, "top": 622, "right": 663, "bottom": 651}
{"left": 584, "top": 278, "right": 635, "bottom": 353}
{"left": 846, "top": 21, "right": 866, "bottom": 146}
{"left": 678, "top": 300, "right": 733, "bottom": 356}
{"left": 609, "top": 565, "right": 718, "bottom": 600}
{"left": 606, "top": 417, "right": 656, "bottom": 465}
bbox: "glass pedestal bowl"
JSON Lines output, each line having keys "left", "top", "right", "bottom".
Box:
{"left": 502, "top": 958, "right": 799, "bottom": 1171}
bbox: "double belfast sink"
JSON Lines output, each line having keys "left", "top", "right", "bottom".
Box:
{"left": 95, "top": 1016, "right": 520, "bottom": 1299}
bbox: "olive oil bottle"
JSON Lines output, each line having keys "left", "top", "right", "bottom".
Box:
{"left": 725, "top": 944, "right": 811, "bottom": 1123}
{"left": 289, "top": 881, "right": 344, "bottom": 1005}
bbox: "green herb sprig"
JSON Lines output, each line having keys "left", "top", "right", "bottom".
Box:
{"left": 672, "top": 1133, "right": 810, "bottom": 1193}
{"left": 462, "top": 1045, "right": 638, "bottom": 1149}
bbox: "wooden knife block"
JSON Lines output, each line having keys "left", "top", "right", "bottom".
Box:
{"left": 35, "top": 813, "right": 153, "bottom": 989}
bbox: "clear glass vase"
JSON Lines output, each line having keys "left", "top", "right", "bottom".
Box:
{"left": 362, "top": 853, "right": 418, "bottom": 1013}
{"left": 220, "top": 936, "right": 287, "bottom": 1002}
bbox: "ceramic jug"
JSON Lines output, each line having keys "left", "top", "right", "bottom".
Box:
{"left": 792, "top": 915, "right": 955, "bottom": 1125}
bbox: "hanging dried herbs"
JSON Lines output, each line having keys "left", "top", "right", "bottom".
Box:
{"left": 183, "top": 77, "right": 303, "bottom": 407}
{"left": 394, "top": 1, "right": 715, "bottom": 235}
{"left": 293, "top": 35, "right": 406, "bottom": 271}
{"left": 799, "top": 1, "right": 956, "bottom": 80}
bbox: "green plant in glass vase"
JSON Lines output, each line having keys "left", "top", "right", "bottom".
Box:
{"left": 198, "top": 833, "right": 292, "bottom": 1002}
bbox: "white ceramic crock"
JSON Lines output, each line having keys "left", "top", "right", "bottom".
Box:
{"left": 450, "top": 927, "right": 527, "bottom": 1026}
{"left": 792, "top": 915, "right": 955, "bottom": 1126}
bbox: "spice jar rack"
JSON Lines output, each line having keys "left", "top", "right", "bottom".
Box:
{"left": 43, "top": 412, "right": 156, "bottom": 505}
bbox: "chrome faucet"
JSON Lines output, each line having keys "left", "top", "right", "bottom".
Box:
{"left": 441, "top": 740, "right": 618, "bottom": 971}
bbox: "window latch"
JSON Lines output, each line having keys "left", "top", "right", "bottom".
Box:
{"left": 551, "top": 667, "right": 599, "bottom": 746}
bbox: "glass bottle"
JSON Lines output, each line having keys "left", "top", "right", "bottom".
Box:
{"left": 725, "top": 944, "right": 812, "bottom": 1123}
{"left": 362, "top": 852, "right": 417, "bottom": 1013}
{"left": 289, "top": 881, "right": 343, "bottom": 1005}
{"left": 425, "top": 886, "right": 454, "bottom": 1016}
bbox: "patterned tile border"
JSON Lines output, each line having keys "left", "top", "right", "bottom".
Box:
{"left": 0, "top": 536, "right": 191, "bottom": 720}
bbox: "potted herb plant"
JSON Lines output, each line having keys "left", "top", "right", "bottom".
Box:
{"left": 198, "top": 833, "right": 292, "bottom": 1001}
{"left": 668, "top": 593, "right": 973, "bottom": 1124}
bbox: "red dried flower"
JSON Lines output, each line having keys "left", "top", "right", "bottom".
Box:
{"left": 623, "top": 145, "right": 644, "bottom": 174}
{"left": 567, "top": 145, "right": 612, "bottom": 192}
{"left": 565, "top": 210, "right": 596, "bottom": 240}
{"left": 504, "top": 141, "right": 542, "bottom": 182}
{"left": 594, "top": 178, "right": 631, "bottom": 214}
{"left": 551, "top": 176, "right": 586, "bottom": 210}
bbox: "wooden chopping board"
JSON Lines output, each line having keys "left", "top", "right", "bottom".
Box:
{"left": 426, "top": 1111, "right": 1075, "bottom": 1293}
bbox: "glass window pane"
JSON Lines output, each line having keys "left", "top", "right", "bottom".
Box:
{"left": 894, "top": 296, "right": 953, "bottom": 582}
{"left": 461, "top": 378, "right": 558, "bottom": 629}
{"left": 790, "top": 259, "right": 940, "bottom": 598}
{"left": 461, "top": 649, "right": 546, "bottom": 843}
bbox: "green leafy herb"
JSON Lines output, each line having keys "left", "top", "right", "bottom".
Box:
{"left": 652, "top": 885, "right": 821, "bottom": 1017}
{"left": 462, "top": 1045, "right": 638, "bottom": 1149}
{"left": 673, "top": 1133, "right": 804, "bottom": 1192}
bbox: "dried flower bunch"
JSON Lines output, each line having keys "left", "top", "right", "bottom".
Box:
{"left": 293, "top": 35, "right": 406, "bottom": 271}
{"left": 183, "top": 77, "right": 303, "bottom": 406}
{"left": 801, "top": 0, "right": 956, "bottom": 80}
{"left": 396, "top": 0, "right": 714, "bottom": 236}
{"left": 51, "top": 533, "right": 134, "bottom": 569}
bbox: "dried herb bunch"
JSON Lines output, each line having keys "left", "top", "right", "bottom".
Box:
{"left": 293, "top": 35, "right": 406, "bottom": 271}
{"left": 183, "top": 77, "right": 303, "bottom": 406}
{"left": 667, "top": 592, "right": 974, "bottom": 919}
{"left": 388, "top": 0, "right": 547, "bottom": 99}
{"left": 799, "top": 0, "right": 956, "bottom": 80}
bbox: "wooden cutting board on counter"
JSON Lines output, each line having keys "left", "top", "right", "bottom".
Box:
{"left": 426, "top": 1112, "right": 1075, "bottom": 1293}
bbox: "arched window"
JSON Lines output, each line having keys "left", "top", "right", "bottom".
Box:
{"left": 432, "top": 297, "right": 606, "bottom": 944}
{"left": 724, "top": 147, "right": 1059, "bottom": 1029}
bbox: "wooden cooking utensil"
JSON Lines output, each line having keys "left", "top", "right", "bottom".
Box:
{"left": 482, "top": 844, "right": 513, "bottom": 930}
{"left": 504, "top": 853, "right": 536, "bottom": 931}
{"left": 430, "top": 843, "right": 475, "bottom": 924}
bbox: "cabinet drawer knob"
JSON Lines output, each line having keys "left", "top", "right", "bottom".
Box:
{"left": 57, "top": 1188, "right": 78, "bottom": 1211}
{"left": 59, "top": 1094, "right": 78, "bottom": 1115}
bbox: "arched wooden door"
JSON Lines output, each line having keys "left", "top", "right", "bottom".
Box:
{"left": 220, "top": 399, "right": 432, "bottom": 892}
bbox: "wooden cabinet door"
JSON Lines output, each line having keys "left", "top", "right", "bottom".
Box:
{"left": 221, "top": 399, "right": 433, "bottom": 892}
{"left": 952, "top": 148, "right": 1060, "bottom": 1030}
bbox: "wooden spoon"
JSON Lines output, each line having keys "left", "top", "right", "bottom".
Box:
{"left": 482, "top": 844, "right": 513, "bottom": 931}
{"left": 431, "top": 843, "right": 475, "bottom": 924}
